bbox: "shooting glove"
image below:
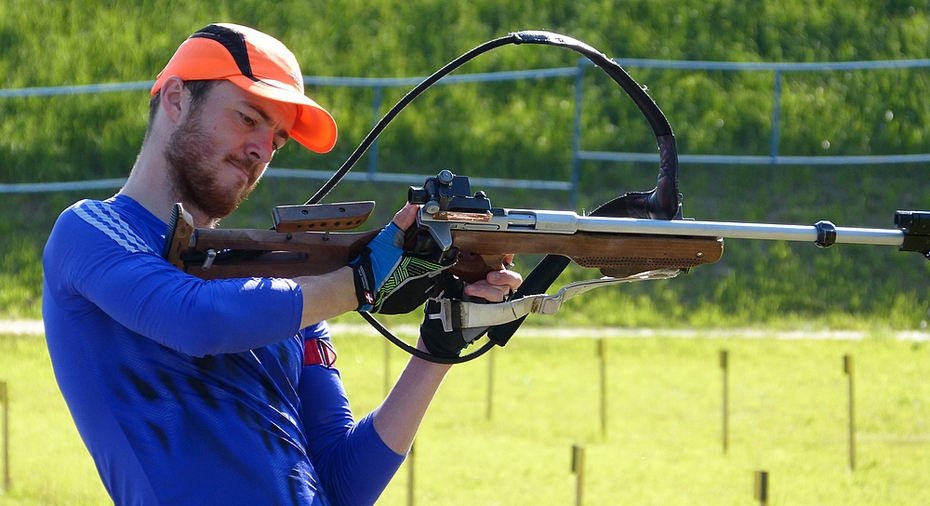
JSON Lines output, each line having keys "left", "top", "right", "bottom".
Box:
{"left": 349, "top": 222, "right": 453, "bottom": 313}
{"left": 420, "top": 272, "right": 489, "bottom": 359}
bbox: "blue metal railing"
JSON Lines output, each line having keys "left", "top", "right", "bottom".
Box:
{"left": 602, "top": 58, "right": 930, "bottom": 162}
{"left": 3, "top": 58, "right": 928, "bottom": 208}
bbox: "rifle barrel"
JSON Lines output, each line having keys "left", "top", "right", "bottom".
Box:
{"left": 423, "top": 209, "right": 905, "bottom": 249}
{"left": 485, "top": 210, "right": 905, "bottom": 247}
{"left": 573, "top": 217, "right": 904, "bottom": 246}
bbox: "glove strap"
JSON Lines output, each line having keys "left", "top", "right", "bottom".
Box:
{"left": 349, "top": 249, "right": 376, "bottom": 311}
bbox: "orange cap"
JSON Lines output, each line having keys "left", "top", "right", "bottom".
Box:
{"left": 151, "top": 23, "right": 337, "bottom": 153}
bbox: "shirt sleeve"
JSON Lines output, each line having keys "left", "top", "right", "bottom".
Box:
{"left": 297, "top": 327, "right": 405, "bottom": 506}
{"left": 43, "top": 203, "right": 304, "bottom": 356}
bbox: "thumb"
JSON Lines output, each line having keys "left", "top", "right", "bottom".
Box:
{"left": 390, "top": 203, "right": 419, "bottom": 231}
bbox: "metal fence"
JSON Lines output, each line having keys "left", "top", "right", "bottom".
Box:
{"left": 3, "top": 57, "right": 929, "bottom": 207}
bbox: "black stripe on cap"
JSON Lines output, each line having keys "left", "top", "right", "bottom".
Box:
{"left": 190, "top": 25, "right": 254, "bottom": 80}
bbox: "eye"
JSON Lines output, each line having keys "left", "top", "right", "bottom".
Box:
{"left": 238, "top": 111, "right": 257, "bottom": 127}
{"left": 273, "top": 134, "right": 289, "bottom": 151}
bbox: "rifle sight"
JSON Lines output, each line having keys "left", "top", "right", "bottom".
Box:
{"left": 408, "top": 171, "right": 492, "bottom": 214}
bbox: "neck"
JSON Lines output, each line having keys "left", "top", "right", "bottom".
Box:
{"left": 120, "top": 142, "right": 218, "bottom": 228}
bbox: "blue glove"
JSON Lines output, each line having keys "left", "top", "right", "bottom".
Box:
{"left": 348, "top": 223, "right": 453, "bottom": 313}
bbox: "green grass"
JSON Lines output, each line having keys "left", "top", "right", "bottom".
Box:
{"left": 0, "top": 334, "right": 109, "bottom": 505}
{"left": 1, "top": 328, "right": 927, "bottom": 505}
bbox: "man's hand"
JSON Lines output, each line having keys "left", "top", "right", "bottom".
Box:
{"left": 349, "top": 205, "right": 454, "bottom": 313}
{"left": 463, "top": 254, "right": 522, "bottom": 301}
{"left": 419, "top": 255, "right": 522, "bottom": 358}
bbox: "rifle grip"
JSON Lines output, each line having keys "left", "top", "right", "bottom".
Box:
{"left": 448, "top": 252, "right": 507, "bottom": 284}
{"left": 403, "top": 227, "right": 506, "bottom": 283}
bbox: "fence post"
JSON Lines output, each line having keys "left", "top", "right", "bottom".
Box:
{"left": 844, "top": 354, "right": 856, "bottom": 471}
{"left": 1, "top": 381, "right": 9, "bottom": 492}
{"left": 368, "top": 85, "right": 384, "bottom": 176}
{"left": 754, "top": 470, "right": 769, "bottom": 506}
{"left": 770, "top": 70, "right": 783, "bottom": 160}
{"left": 570, "top": 60, "right": 585, "bottom": 210}
{"left": 598, "top": 338, "right": 607, "bottom": 437}
{"left": 572, "top": 444, "right": 585, "bottom": 506}
{"left": 720, "top": 349, "right": 729, "bottom": 454}
{"left": 486, "top": 349, "right": 494, "bottom": 420}
{"left": 407, "top": 442, "right": 415, "bottom": 506}
{"left": 384, "top": 339, "right": 391, "bottom": 397}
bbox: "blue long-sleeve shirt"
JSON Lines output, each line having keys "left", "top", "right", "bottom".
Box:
{"left": 42, "top": 194, "right": 404, "bottom": 505}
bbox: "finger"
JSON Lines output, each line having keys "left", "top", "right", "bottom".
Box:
{"left": 463, "top": 281, "right": 513, "bottom": 302}
{"left": 485, "top": 269, "right": 523, "bottom": 290}
{"left": 390, "top": 203, "right": 418, "bottom": 231}
{"left": 464, "top": 269, "right": 522, "bottom": 301}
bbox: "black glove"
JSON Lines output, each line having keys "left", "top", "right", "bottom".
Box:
{"left": 419, "top": 272, "right": 489, "bottom": 359}
{"left": 348, "top": 222, "right": 455, "bottom": 313}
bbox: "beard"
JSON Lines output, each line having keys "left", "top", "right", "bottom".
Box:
{"left": 164, "top": 111, "right": 263, "bottom": 222}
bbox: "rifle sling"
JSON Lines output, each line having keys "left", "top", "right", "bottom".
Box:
{"left": 432, "top": 269, "right": 681, "bottom": 331}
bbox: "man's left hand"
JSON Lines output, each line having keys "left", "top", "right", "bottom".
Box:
{"left": 419, "top": 256, "right": 522, "bottom": 359}
{"left": 463, "top": 255, "right": 522, "bottom": 301}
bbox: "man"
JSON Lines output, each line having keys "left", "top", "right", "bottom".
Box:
{"left": 42, "top": 23, "right": 520, "bottom": 505}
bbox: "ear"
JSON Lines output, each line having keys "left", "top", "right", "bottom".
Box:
{"left": 159, "top": 76, "right": 186, "bottom": 123}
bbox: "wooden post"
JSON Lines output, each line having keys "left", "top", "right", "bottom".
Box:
{"left": 844, "top": 354, "right": 856, "bottom": 471}
{"left": 1, "top": 381, "right": 9, "bottom": 492}
{"left": 753, "top": 470, "right": 768, "bottom": 506}
{"left": 384, "top": 339, "right": 391, "bottom": 397}
{"left": 720, "top": 349, "right": 729, "bottom": 454}
{"left": 486, "top": 349, "right": 494, "bottom": 421}
{"left": 598, "top": 338, "right": 607, "bottom": 437}
{"left": 407, "top": 442, "right": 415, "bottom": 506}
{"left": 571, "top": 444, "right": 585, "bottom": 506}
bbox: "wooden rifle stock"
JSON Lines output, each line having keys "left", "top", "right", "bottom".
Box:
{"left": 163, "top": 203, "right": 723, "bottom": 282}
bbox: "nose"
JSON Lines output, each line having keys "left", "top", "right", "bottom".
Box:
{"left": 245, "top": 130, "right": 276, "bottom": 165}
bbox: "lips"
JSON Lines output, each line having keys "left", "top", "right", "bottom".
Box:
{"left": 233, "top": 163, "right": 250, "bottom": 181}
{"left": 226, "top": 158, "right": 257, "bottom": 185}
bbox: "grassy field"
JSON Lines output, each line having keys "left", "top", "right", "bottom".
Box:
{"left": 0, "top": 326, "right": 927, "bottom": 505}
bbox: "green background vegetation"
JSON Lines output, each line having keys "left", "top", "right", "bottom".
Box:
{"left": 2, "top": 0, "right": 930, "bottom": 327}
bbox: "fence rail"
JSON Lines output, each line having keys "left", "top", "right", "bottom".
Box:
{"left": 3, "top": 58, "right": 928, "bottom": 207}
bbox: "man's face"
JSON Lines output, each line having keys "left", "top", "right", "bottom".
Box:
{"left": 164, "top": 81, "right": 297, "bottom": 221}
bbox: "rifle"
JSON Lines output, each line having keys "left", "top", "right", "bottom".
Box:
{"left": 162, "top": 167, "right": 929, "bottom": 361}
{"left": 162, "top": 31, "right": 930, "bottom": 363}
{"left": 163, "top": 174, "right": 725, "bottom": 284}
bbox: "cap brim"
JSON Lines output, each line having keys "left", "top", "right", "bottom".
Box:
{"left": 225, "top": 76, "right": 338, "bottom": 154}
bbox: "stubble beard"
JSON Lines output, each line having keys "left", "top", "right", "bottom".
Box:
{"left": 164, "top": 111, "right": 263, "bottom": 223}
